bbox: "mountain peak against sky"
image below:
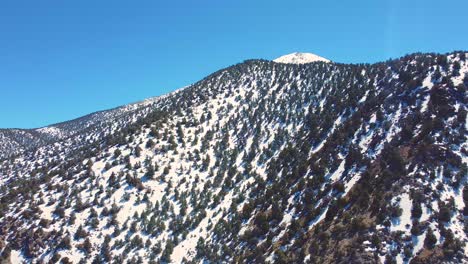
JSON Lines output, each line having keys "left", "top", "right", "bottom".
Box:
{"left": 273, "top": 52, "right": 330, "bottom": 64}
{"left": 0, "top": 51, "right": 467, "bottom": 263}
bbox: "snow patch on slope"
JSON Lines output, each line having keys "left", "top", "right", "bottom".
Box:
{"left": 391, "top": 193, "right": 412, "bottom": 233}
{"left": 36, "top": 126, "right": 63, "bottom": 137}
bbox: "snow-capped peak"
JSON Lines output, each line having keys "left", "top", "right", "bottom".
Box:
{"left": 273, "top": 52, "right": 330, "bottom": 64}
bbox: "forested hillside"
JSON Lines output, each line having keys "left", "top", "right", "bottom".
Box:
{"left": 0, "top": 52, "right": 466, "bottom": 264}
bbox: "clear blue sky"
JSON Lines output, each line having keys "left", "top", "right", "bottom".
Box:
{"left": 1, "top": 0, "right": 467, "bottom": 128}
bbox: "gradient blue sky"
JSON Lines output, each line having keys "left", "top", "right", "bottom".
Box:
{"left": 1, "top": 0, "right": 467, "bottom": 128}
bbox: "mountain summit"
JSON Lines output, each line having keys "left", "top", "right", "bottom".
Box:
{"left": 273, "top": 52, "right": 330, "bottom": 64}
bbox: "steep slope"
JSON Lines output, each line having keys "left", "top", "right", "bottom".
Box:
{"left": 0, "top": 52, "right": 467, "bottom": 264}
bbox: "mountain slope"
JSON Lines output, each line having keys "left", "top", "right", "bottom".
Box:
{"left": 0, "top": 95, "right": 172, "bottom": 160}
{"left": 0, "top": 52, "right": 467, "bottom": 264}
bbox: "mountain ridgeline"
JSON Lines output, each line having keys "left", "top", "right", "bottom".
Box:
{"left": 0, "top": 52, "right": 467, "bottom": 264}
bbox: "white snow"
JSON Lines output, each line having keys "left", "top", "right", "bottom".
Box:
{"left": 412, "top": 232, "right": 426, "bottom": 256}
{"left": 450, "top": 55, "right": 467, "bottom": 86}
{"left": 328, "top": 160, "right": 346, "bottom": 182}
{"left": 422, "top": 74, "right": 434, "bottom": 89}
{"left": 420, "top": 94, "right": 430, "bottom": 113}
{"left": 9, "top": 250, "right": 23, "bottom": 263}
{"left": 391, "top": 193, "right": 412, "bottom": 233}
{"left": 344, "top": 172, "right": 361, "bottom": 194}
{"left": 273, "top": 52, "right": 330, "bottom": 64}
{"left": 36, "top": 126, "right": 64, "bottom": 137}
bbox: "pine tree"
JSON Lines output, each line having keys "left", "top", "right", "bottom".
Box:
{"left": 424, "top": 228, "right": 437, "bottom": 249}
{"left": 411, "top": 201, "right": 422, "bottom": 219}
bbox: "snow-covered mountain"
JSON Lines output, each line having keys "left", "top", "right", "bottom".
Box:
{"left": 0, "top": 51, "right": 467, "bottom": 264}
{"left": 273, "top": 52, "right": 330, "bottom": 64}
{"left": 0, "top": 93, "right": 181, "bottom": 160}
